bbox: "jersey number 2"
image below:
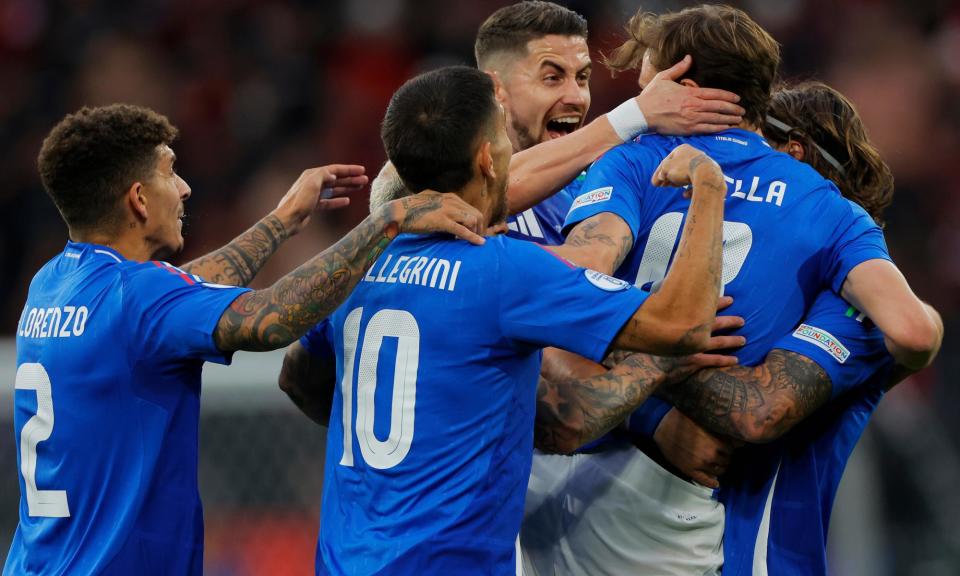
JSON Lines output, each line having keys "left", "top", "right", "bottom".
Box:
{"left": 339, "top": 307, "right": 419, "bottom": 470}
{"left": 15, "top": 363, "right": 70, "bottom": 517}
{"left": 635, "top": 212, "right": 753, "bottom": 294}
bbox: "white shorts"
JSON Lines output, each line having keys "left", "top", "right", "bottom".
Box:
{"left": 520, "top": 440, "right": 724, "bottom": 576}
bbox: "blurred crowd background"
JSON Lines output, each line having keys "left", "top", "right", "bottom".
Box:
{"left": 0, "top": 0, "right": 957, "bottom": 574}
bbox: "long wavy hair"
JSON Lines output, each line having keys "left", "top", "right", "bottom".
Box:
{"left": 764, "top": 81, "right": 894, "bottom": 226}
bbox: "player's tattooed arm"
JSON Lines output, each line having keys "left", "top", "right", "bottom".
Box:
{"left": 658, "top": 349, "right": 833, "bottom": 443}
{"left": 182, "top": 164, "right": 368, "bottom": 286}
{"left": 181, "top": 215, "right": 288, "bottom": 286}
{"left": 279, "top": 341, "right": 336, "bottom": 427}
{"left": 552, "top": 212, "right": 635, "bottom": 274}
{"left": 214, "top": 192, "right": 485, "bottom": 352}
{"left": 612, "top": 146, "right": 726, "bottom": 356}
{"left": 534, "top": 348, "right": 673, "bottom": 454}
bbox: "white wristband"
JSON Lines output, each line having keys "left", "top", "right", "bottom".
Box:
{"left": 607, "top": 98, "right": 649, "bottom": 142}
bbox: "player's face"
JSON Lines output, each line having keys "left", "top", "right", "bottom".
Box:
{"left": 498, "top": 34, "right": 591, "bottom": 151}
{"left": 486, "top": 104, "right": 512, "bottom": 226}
{"left": 143, "top": 144, "right": 191, "bottom": 259}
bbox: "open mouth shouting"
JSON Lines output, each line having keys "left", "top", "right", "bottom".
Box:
{"left": 545, "top": 115, "right": 582, "bottom": 140}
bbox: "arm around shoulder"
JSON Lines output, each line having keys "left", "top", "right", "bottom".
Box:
{"left": 841, "top": 260, "right": 943, "bottom": 370}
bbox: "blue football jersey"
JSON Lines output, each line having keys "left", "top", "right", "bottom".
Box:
{"left": 565, "top": 129, "right": 890, "bottom": 366}
{"left": 506, "top": 174, "right": 580, "bottom": 245}
{"left": 4, "top": 242, "right": 248, "bottom": 576}
{"left": 301, "top": 318, "right": 335, "bottom": 359}
{"left": 720, "top": 291, "right": 894, "bottom": 576}
{"left": 315, "top": 233, "right": 647, "bottom": 575}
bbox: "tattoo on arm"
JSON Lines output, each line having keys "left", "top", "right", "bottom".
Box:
{"left": 564, "top": 215, "right": 635, "bottom": 272}
{"left": 182, "top": 214, "right": 288, "bottom": 286}
{"left": 534, "top": 354, "right": 672, "bottom": 453}
{"left": 659, "top": 349, "right": 832, "bottom": 443}
{"left": 214, "top": 209, "right": 398, "bottom": 352}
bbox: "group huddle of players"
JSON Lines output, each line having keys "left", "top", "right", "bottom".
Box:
{"left": 7, "top": 2, "right": 943, "bottom": 575}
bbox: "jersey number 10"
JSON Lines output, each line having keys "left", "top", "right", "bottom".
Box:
{"left": 635, "top": 212, "right": 753, "bottom": 294}
{"left": 338, "top": 307, "right": 419, "bottom": 470}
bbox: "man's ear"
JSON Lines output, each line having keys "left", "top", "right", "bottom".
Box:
{"left": 476, "top": 140, "right": 495, "bottom": 187}
{"left": 127, "top": 182, "right": 149, "bottom": 221}
{"left": 786, "top": 139, "right": 806, "bottom": 162}
{"left": 484, "top": 69, "right": 508, "bottom": 104}
{"left": 678, "top": 78, "right": 699, "bottom": 89}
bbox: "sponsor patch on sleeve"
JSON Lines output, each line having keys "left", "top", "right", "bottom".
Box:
{"left": 584, "top": 269, "right": 631, "bottom": 292}
{"left": 791, "top": 323, "right": 850, "bottom": 364}
{"left": 570, "top": 186, "right": 613, "bottom": 210}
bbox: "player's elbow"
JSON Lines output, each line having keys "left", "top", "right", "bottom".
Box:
{"left": 738, "top": 420, "right": 782, "bottom": 444}
{"left": 533, "top": 420, "right": 587, "bottom": 455}
{"left": 534, "top": 431, "right": 583, "bottom": 455}
{"left": 278, "top": 343, "right": 307, "bottom": 397}
{"left": 737, "top": 404, "right": 793, "bottom": 444}
{"left": 886, "top": 312, "right": 942, "bottom": 370}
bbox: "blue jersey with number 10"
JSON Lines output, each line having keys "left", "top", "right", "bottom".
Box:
{"left": 311, "top": 233, "right": 647, "bottom": 575}
{"left": 564, "top": 129, "right": 890, "bottom": 366}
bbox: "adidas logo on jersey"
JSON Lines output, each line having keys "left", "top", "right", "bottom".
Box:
{"left": 507, "top": 208, "right": 544, "bottom": 239}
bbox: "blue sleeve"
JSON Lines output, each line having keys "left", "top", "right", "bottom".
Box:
{"left": 496, "top": 238, "right": 648, "bottom": 362}
{"left": 773, "top": 290, "right": 894, "bottom": 399}
{"left": 300, "top": 319, "right": 335, "bottom": 359}
{"left": 824, "top": 199, "right": 891, "bottom": 293}
{"left": 561, "top": 143, "right": 660, "bottom": 241}
{"left": 124, "top": 261, "right": 250, "bottom": 365}
{"left": 626, "top": 396, "right": 674, "bottom": 439}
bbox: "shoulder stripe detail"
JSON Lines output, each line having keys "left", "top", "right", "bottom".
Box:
{"left": 94, "top": 249, "right": 122, "bottom": 263}
{"left": 151, "top": 260, "right": 196, "bottom": 285}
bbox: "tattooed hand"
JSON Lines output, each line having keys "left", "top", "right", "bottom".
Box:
{"left": 651, "top": 144, "right": 724, "bottom": 197}
{"left": 274, "top": 164, "right": 369, "bottom": 236}
{"left": 388, "top": 192, "right": 486, "bottom": 245}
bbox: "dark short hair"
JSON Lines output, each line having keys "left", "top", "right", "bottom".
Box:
{"left": 38, "top": 104, "right": 178, "bottom": 232}
{"left": 606, "top": 4, "right": 780, "bottom": 126}
{"left": 381, "top": 66, "right": 498, "bottom": 193}
{"left": 475, "top": 1, "right": 588, "bottom": 68}
{"left": 765, "top": 81, "right": 894, "bottom": 227}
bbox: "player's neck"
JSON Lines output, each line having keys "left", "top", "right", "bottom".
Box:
{"left": 737, "top": 120, "right": 763, "bottom": 135}
{"left": 458, "top": 178, "right": 496, "bottom": 228}
{"left": 70, "top": 227, "right": 155, "bottom": 262}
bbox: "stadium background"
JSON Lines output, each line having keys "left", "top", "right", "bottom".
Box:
{"left": 0, "top": 0, "right": 957, "bottom": 573}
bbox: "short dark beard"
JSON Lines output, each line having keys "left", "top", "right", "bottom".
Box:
{"left": 489, "top": 184, "right": 509, "bottom": 226}
{"left": 511, "top": 116, "right": 538, "bottom": 151}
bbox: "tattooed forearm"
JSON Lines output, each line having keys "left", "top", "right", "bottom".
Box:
{"left": 182, "top": 214, "right": 288, "bottom": 286}
{"left": 535, "top": 354, "right": 673, "bottom": 454}
{"left": 659, "top": 349, "right": 832, "bottom": 443}
{"left": 214, "top": 207, "right": 399, "bottom": 352}
{"left": 563, "top": 213, "right": 635, "bottom": 272}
